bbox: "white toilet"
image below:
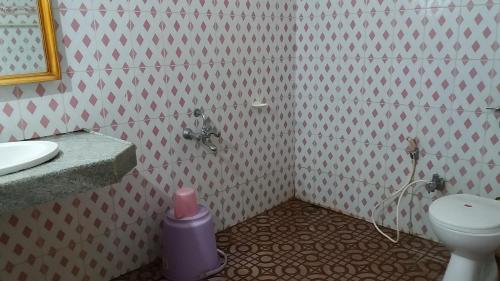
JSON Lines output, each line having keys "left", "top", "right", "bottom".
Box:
{"left": 429, "top": 194, "right": 500, "bottom": 281}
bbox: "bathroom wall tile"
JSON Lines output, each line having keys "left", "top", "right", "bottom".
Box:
{"left": 140, "top": 117, "right": 173, "bottom": 170}
{"left": 344, "top": 0, "right": 369, "bottom": 13}
{"left": 385, "top": 103, "right": 420, "bottom": 149}
{"left": 456, "top": 3, "right": 498, "bottom": 60}
{"left": 418, "top": 106, "right": 452, "bottom": 156}
{"left": 99, "top": 68, "right": 139, "bottom": 126}
{"left": 53, "top": 9, "right": 99, "bottom": 73}
{"left": 112, "top": 173, "right": 148, "bottom": 227}
{"left": 166, "top": 64, "right": 200, "bottom": 116}
{"left": 421, "top": 6, "right": 461, "bottom": 60}
{"left": 171, "top": 154, "right": 224, "bottom": 198}
{"left": 365, "top": 0, "right": 394, "bottom": 12}
{"left": 214, "top": 0, "right": 248, "bottom": 17}
{"left": 445, "top": 158, "right": 483, "bottom": 195}
{"left": 189, "top": 13, "right": 220, "bottom": 64}
{"left": 358, "top": 101, "right": 390, "bottom": 145}
{"left": 44, "top": 245, "right": 86, "bottom": 281}
{"left": 410, "top": 194, "right": 438, "bottom": 242}
{"left": 18, "top": 91, "right": 67, "bottom": 139}
{"left": 94, "top": 10, "right": 133, "bottom": 70}
{"left": 391, "top": 0, "right": 427, "bottom": 11}
{"left": 134, "top": 66, "right": 168, "bottom": 121}
{"left": 0, "top": 256, "right": 46, "bottom": 281}
{"left": 486, "top": 60, "right": 499, "bottom": 108}
{"left": 380, "top": 189, "right": 413, "bottom": 234}
{"left": 481, "top": 111, "right": 499, "bottom": 166}
{"left": 275, "top": 16, "right": 296, "bottom": 60}
{"left": 453, "top": 59, "right": 495, "bottom": 112}
{"left": 355, "top": 143, "right": 387, "bottom": 186}
{"left": 294, "top": 168, "right": 323, "bottom": 204}
{"left": 94, "top": 0, "right": 131, "bottom": 12}
{"left": 190, "top": 62, "right": 221, "bottom": 112}
{"left": 77, "top": 186, "right": 116, "bottom": 242}
{"left": 357, "top": 182, "right": 385, "bottom": 221}
{"left": 113, "top": 222, "right": 149, "bottom": 276}
{"left": 237, "top": 135, "right": 270, "bottom": 181}
{"left": 218, "top": 14, "right": 265, "bottom": 62}
{"left": 219, "top": 60, "right": 260, "bottom": 109}
{"left": 163, "top": 11, "right": 192, "bottom": 66}
{"left": 336, "top": 139, "right": 361, "bottom": 181}
{"left": 81, "top": 231, "right": 118, "bottom": 281}
{"left": 363, "top": 58, "right": 393, "bottom": 103}
{"left": 420, "top": 59, "right": 456, "bottom": 109}
{"left": 130, "top": 11, "right": 166, "bottom": 68}
{"left": 0, "top": 0, "right": 296, "bottom": 278}
{"left": 392, "top": 8, "right": 426, "bottom": 59}
{"left": 142, "top": 165, "right": 173, "bottom": 215}
{"left": 426, "top": 0, "right": 462, "bottom": 8}
{"left": 52, "top": 0, "right": 95, "bottom": 10}
{"left": 223, "top": 185, "right": 248, "bottom": 228}
{"left": 130, "top": 0, "right": 164, "bottom": 14}
{"left": 390, "top": 58, "right": 422, "bottom": 106}
{"left": 316, "top": 135, "right": 341, "bottom": 174}
{"left": 479, "top": 163, "right": 500, "bottom": 199}
{"left": 199, "top": 193, "right": 225, "bottom": 232}
{"left": 340, "top": 57, "right": 366, "bottom": 100}
{"left": 62, "top": 71, "right": 105, "bottom": 131}
{"left": 294, "top": 0, "right": 499, "bottom": 244}
{"left": 0, "top": 96, "right": 24, "bottom": 142}
{"left": 447, "top": 110, "right": 487, "bottom": 162}
{"left": 384, "top": 147, "right": 415, "bottom": 192}
{"left": 37, "top": 196, "right": 81, "bottom": 254}
{"left": 335, "top": 176, "right": 359, "bottom": 216}
{"left": 0, "top": 208, "right": 42, "bottom": 267}
{"left": 295, "top": 15, "right": 319, "bottom": 60}
{"left": 339, "top": 11, "right": 367, "bottom": 59}
{"left": 105, "top": 122, "right": 144, "bottom": 167}
{"left": 188, "top": 0, "right": 218, "bottom": 14}
{"left": 364, "top": 11, "right": 395, "bottom": 59}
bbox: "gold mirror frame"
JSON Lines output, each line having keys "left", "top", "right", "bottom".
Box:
{"left": 0, "top": 0, "right": 60, "bottom": 86}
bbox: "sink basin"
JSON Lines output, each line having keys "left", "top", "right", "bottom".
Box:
{"left": 0, "top": 141, "right": 59, "bottom": 176}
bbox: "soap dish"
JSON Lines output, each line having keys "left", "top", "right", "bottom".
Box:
{"left": 251, "top": 101, "right": 268, "bottom": 109}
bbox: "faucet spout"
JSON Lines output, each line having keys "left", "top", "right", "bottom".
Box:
{"left": 202, "top": 137, "right": 217, "bottom": 152}
{"left": 183, "top": 108, "right": 221, "bottom": 153}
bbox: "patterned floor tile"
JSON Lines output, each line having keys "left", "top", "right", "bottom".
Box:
{"left": 112, "top": 199, "right": 448, "bottom": 281}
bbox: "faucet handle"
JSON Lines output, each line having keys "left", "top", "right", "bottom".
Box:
{"left": 485, "top": 106, "right": 500, "bottom": 112}
{"left": 193, "top": 108, "right": 204, "bottom": 117}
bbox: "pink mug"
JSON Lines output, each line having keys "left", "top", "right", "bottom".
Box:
{"left": 173, "top": 188, "right": 198, "bottom": 219}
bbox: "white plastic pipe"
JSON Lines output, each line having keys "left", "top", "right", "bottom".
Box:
{"left": 371, "top": 157, "right": 430, "bottom": 243}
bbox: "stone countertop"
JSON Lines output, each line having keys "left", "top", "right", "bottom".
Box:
{"left": 0, "top": 130, "right": 137, "bottom": 214}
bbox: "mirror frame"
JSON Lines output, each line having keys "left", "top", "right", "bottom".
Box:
{"left": 0, "top": 0, "right": 60, "bottom": 86}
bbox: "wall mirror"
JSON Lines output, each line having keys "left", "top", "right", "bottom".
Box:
{"left": 0, "top": 0, "right": 60, "bottom": 86}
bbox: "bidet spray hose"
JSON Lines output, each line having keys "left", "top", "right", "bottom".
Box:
{"left": 371, "top": 138, "right": 430, "bottom": 243}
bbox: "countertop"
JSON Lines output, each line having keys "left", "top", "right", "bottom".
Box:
{"left": 0, "top": 130, "right": 137, "bottom": 214}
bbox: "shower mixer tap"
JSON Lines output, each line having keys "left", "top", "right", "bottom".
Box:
{"left": 182, "top": 108, "right": 220, "bottom": 153}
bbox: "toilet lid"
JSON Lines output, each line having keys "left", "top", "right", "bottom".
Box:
{"left": 429, "top": 194, "right": 500, "bottom": 234}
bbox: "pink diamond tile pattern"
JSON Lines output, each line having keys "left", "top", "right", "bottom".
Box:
{"left": 0, "top": 0, "right": 498, "bottom": 280}
{"left": 294, "top": 0, "right": 499, "bottom": 245}
{"left": 0, "top": 1, "right": 295, "bottom": 280}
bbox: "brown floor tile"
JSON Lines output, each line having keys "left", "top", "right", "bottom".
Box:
{"left": 112, "top": 199, "right": 448, "bottom": 281}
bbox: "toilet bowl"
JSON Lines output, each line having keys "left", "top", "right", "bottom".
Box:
{"left": 429, "top": 194, "right": 500, "bottom": 281}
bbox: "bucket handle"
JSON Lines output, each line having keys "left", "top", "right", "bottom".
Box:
{"left": 200, "top": 249, "right": 227, "bottom": 279}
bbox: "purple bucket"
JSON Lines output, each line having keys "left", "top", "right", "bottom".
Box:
{"left": 162, "top": 205, "right": 226, "bottom": 281}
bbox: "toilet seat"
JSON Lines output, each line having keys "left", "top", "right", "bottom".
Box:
{"left": 429, "top": 194, "right": 500, "bottom": 235}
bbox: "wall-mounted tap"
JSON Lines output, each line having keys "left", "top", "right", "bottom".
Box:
{"left": 183, "top": 108, "right": 221, "bottom": 153}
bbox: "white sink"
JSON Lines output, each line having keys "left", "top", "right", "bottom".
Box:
{"left": 0, "top": 141, "right": 59, "bottom": 176}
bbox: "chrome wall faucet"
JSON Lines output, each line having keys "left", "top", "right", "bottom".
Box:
{"left": 183, "top": 108, "right": 221, "bottom": 153}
